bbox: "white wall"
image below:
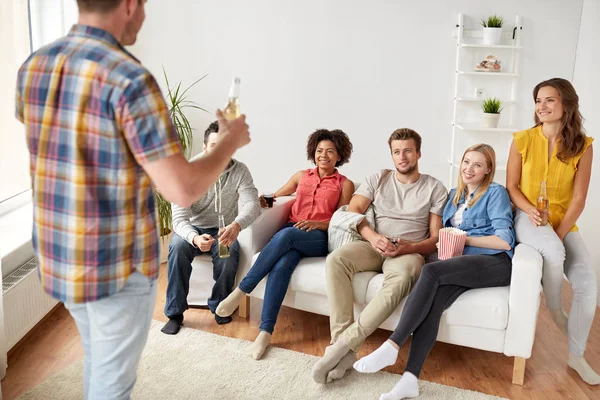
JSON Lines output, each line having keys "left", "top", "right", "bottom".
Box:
{"left": 573, "top": 0, "right": 600, "bottom": 305}
{"left": 45, "top": 2, "right": 596, "bottom": 282}
{"left": 130, "top": 0, "right": 583, "bottom": 193}
{"left": 27, "top": 0, "right": 599, "bottom": 302}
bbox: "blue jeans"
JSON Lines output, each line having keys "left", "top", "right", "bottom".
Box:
{"left": 164, "top": 227, "right": 240, "bottom": 317}
{"left": 239, "top": 223, "right": 328, "bottom": 333}
{"left": 64, "top": 272, "right": 157, "bottom": 400}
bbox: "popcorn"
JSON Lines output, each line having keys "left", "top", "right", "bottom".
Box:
{"left": 438, "top": 228, "right": 468, "bottom": 260}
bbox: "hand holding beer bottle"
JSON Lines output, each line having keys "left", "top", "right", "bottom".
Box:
{"left": 216, "top": 76, "right": 250, "bottom": 150}
{"left": 223, "top": 77, "right": 241, "bottom": 120}
{"left": 532, "top": 180, "right": 549, "bottom": 226}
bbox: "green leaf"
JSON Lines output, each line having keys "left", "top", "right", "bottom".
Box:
{"left": 481, "top": 97, "right": 503, "bottom": 114}
{"left": 481, "top": 14, "right": 504, "bottom": 28}
{"left": 157, "top": 68, "right": 212, "bottom": 234}
{"left": 180, "top": 73, "right": 209, "bottom": 99}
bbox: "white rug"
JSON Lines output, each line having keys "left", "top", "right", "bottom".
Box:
{"left": 20, "top": 321, "right": 508, "bottom": 400}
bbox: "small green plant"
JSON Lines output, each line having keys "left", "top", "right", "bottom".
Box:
{"left": 481, "top": 97, "right": 503, "bottom": 114}
{"left": 162, "top": 67, "right": 208, "bottom": 158}
{"left": 481, "top": 14, "right": 504, "bottom": 28}
{"left": 156, "top": 69, "right": 209, "bottom": 238}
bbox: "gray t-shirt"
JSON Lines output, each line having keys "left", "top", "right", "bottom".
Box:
{"left": 354, "top": 170, "right": 448, "bottom": 242}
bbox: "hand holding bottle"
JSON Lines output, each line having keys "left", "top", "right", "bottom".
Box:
{"left": 535, "top": 180, "right": 549, "bottom": 226}
{"left": 216, "top": 110, "right": 250, "bottom": 150}
{"left": 527, "top": 206, "right": 543, "bottom": 226}
{"left": 215, "top": 77, "right": 250, "bottom": 150}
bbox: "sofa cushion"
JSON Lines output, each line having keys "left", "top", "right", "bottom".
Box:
{"left": 365, "top": 274, "right": 510, "bottom": 330}
{"left": 251, "top": 253, "right": 510, "bottom": 331}
{"left": 251, "top": 253, "right": 375, "bottom": 304}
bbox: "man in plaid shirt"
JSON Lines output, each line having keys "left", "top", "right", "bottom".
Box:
{"left": 15, "top": 0, "right": 250, "bottom": 398}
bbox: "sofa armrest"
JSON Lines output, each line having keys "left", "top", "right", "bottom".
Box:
{"left": 504, "top": 243, "right": 543, "bottom": 358}
{"left": 235, "top": 196, "right": 295, "bottom": 281}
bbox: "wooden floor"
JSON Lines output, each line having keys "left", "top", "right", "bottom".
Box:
{"left": 3, "top": 263, "right": 600, "bottom": 400}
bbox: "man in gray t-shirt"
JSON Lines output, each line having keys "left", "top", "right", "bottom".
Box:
{"left": 312, "top": 128, "right": 447, "bottom": 384}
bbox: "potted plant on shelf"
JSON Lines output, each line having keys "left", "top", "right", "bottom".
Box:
{"left": 481, "top": 97, "right": 503, "bottom": 128}
{"left": 481, "top": 14, "right": 504, "bottom": 45}
{"left": 156, "top": 69, "right": 208, "bottom": 261}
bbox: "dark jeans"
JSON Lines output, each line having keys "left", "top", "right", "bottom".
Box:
{"left": 239, "top": 222, "right": 328, "bottom": 333}
{"left": 164, "top": 227, "right": 240, "bottom": 318}
{"left": 388, "top": 252, "right": 512, "bottom": 377}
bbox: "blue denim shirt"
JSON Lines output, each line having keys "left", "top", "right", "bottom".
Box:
{"left": 442, "top": 183, "right": 515, "bottom": 258}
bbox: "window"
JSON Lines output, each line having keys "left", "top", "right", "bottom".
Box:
{"left": 0, "top": 0, "right": 32, "bottom": 205}
{"left": 0, "top": 0, "right": 76, "bottom": 210}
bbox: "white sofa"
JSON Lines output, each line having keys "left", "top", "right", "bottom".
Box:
{"left": 234, "top": 196, "right": 544, "bottom": 385}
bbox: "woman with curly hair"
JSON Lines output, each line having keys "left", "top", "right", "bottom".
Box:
{"left": 217, "top": 129, "right": 354, "bottom": 359}
{"left": 506, "top": 78, "right": 597, "bottom": 385}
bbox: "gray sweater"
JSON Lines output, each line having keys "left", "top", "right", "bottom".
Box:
{"left": 171, "top": 157, "right": 261, "bottom": 245}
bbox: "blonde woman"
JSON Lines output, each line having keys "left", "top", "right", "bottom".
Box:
{"left": 353, "top": 144, "right": 514, "bottom": 400}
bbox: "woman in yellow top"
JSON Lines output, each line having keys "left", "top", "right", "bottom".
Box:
{"left": 507, "top": 78, "right": 597, "bottom": 385}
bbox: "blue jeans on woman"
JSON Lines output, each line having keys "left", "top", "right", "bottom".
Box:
{"left": 238, "top": 222, "right": 328, "bottom": 333}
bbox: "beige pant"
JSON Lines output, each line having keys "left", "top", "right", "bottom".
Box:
{"left": 326, "top": 240, "right": 424, "bottom": 353}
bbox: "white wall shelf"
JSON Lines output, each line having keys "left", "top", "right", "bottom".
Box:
{"left": 456, "top": 97, "right": 516, "bottom": 103}
{"left": 448, "top": 13, "right": 523, "bottom": 187}
{"left": 455, "top": 123, "right": 516, "bottom": 133}
{"left": 458, "top": 71, "right": 520, "bottom": 77}
{"left": 459, "top": 44, "right": 522, "bottom": 49}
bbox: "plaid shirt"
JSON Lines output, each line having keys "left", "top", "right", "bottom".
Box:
{"left": 15, "top": 25, "right": 182, "bottom": 303}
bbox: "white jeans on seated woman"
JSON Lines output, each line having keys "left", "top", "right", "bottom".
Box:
{"left": 65, "top": 272, "right": 157, "bottom": 400}
{"left": 515, "top": 209, "right": 597, "bottom": 356}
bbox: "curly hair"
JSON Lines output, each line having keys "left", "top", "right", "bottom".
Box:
{"left": 204, "top": 120, "right": 219, "bottom": 144}
{"left": 532, "top": 78, "right": 587, "bottom": 162}
{"left": 306, "top": 129, "right": 353, "bottom": 167}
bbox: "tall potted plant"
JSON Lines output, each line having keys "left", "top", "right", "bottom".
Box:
{"left": 481, "top": 97, "right": 503, "bottom": 128}
{"left": 481, "top": 14, "right": 504, "bottom": 45}
{"left": 156, "top": 69, "right": 208, "bottom": 259}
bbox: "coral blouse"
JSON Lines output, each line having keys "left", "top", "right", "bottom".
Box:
{"left": 288, "top": 168, "right": 347, "bottom": 223}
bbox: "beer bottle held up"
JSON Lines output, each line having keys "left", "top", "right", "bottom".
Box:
{"left": 537, "top": 180, "right": 549, "bottom": 226}
{"left": 223, "top": 77, "right": 241, "bottom": 121}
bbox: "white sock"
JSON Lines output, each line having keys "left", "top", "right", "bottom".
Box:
{"left": 380, "top": 372, "right": 419, "bottom": 400}
{"left": 216, "top": 287, "right": 245, "bottom": 317}
{"left": 549, "top": 309, "right": 569, "bottom": 336}
{"left": 568, "top": 355, "right": 600, "bottom": 385}
{"left": 353, "top": 341, "right": 399, "bottom": 373}
{"left": 249, "top": 331, "right": 271, "bottom": 360}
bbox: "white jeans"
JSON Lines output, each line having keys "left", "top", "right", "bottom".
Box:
{"left": 64, "top": 272, "right": 157, "bottom": 400}
{"left": 515, "top": 209, "right": 598, "bottom": 356}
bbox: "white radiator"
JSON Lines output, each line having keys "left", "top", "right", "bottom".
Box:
{"left": 2, "top": 258, "right": 58, "bottom": 350}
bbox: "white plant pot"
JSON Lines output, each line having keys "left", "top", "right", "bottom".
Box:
{"left": 483, "top": 27, "right": 502, "bottom": 45}
{"left": 482, "top": 113, "right": 501, "bottom": 128}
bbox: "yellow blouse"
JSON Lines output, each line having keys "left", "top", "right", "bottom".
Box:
{"left": 514, "top": 125, "right": 594, "bottom": 232}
